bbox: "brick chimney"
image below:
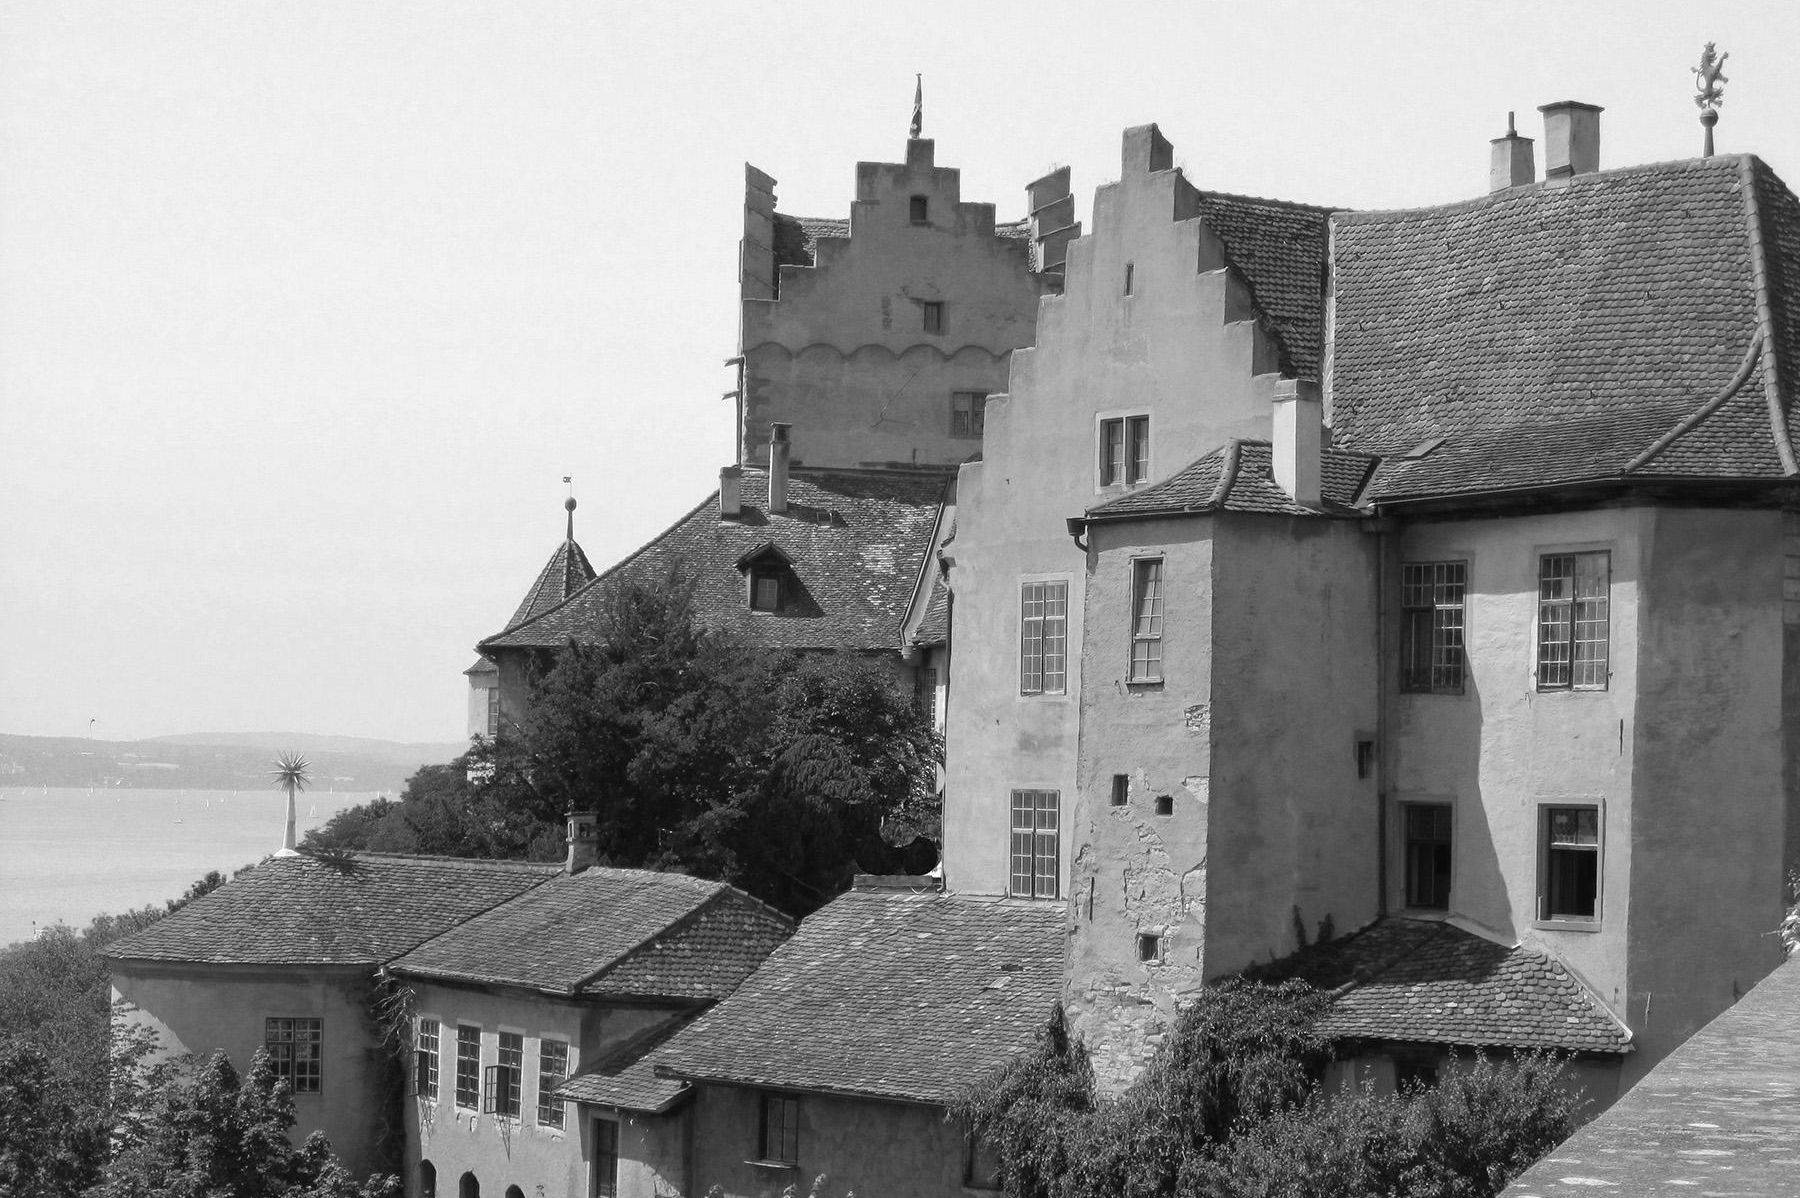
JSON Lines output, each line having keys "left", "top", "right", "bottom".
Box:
{"left": 1539, "top": 101, "right": 1603, "bottom": 186}
{"left": 719, "top": 465, "right": 742, "bottom": 519}
{"left": 565, "top": 811, "right": 599, "bottom": 875}
{"left": 1489, "top": 112, "right": 1535, "bottom": 192}
{"left": 768, "top": 423, "right": 791, "bottom": 514}
{"left": 1271, "top": 378, "right": 1322, "bottom": 507}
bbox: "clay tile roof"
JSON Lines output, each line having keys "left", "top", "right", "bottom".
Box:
{"left": 654, "top": 889, "right": 1066, "bottom": 1106}
{"left": 910, "top": 572, "right": 949, "bottom": 646}
{"left": 555, "top": 1016, "right": 695, "bottom": 1114}
{"left": 1084, "top": 440, "right": 1376, "bottom": 522}
{"left": 1259, "top": 918, "right": 1631, "bottom": 1055}
{"left": 104, "top": 853, "right": 559, "bottom": 967}
{"left": 389, "top": 868, "right": 791, "bottom": 999}
{"left": 480, "top": 469, "right": 947, "bottom": 654}
{"left": 1330, "top": 155, "right": 1800, "bottom": 501}
{"left": 1195, "top": 191, "right": 1334, "bottom": 379}
{"left": 502, "top": 538, "right": 598, "bottom": 633}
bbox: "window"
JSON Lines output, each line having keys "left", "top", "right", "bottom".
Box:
{"left": 921, "top": 301, "right": 944, "bottom": 334}
{"left": 1400, "top": 561, "right": 1466, "bottom": 693}
{"left": 1009, "top": 789, "right": 1060, "bottom": 899}
{"left": 1100, "top": 415, "right": 1150, "bottom": 486}
{"left": 485, "top": 687, "right": 500, "bottom": 737}
{"left": 455, "top": 1025, "right": 480, "bottom": 1109}
{"left": 414, "top": 1018, "right": 440, "bottom": 1100}
{"left": 1137, "top": 933, "right": 1162, "bottom": 962}
{"left": 483, "top": 1031, "right": 522, "bottom": 1117}
{"left": 966, "top": 1130, "right": 1003, "bottom": 1190}
{"left": 750, "top": 570, "right": 782, "bottom": 612}
{"left": 1355, "top": 739, "right": 1376, "bottom": 779}
{"left": 950, "top": 391, "right": 988, "bottom": 438}
{"left": 1019, "top": 581, "right": 1068, "bottom": 695}
{"left": 537, "top": 1039, "right": 568, "bottom": 1128}
{"left": 909, "top": 194, "right": 929, "bottom": 223}
{"left": 1129, "top": 558, "right": 1164, "bottom": 682}
{"left": 1123, "top": 261, "right": 1134, "bottom": 296}
{"left": 1394, "top": 1056, "right": 1439, "bottom": 1093}
{"left": 759, "top": 1093, "right": 800, "bottom": 1165}
{"left": 1154, "top": 794, "right": 1174, "bottom": 816}
{"left": 1538, "top": 552, "right": 1609, "bottom": 690}
{"left": 1541, "top": 806, "right": 1600, "bottom": 921}
{"left": 1110, "top": 774, "right": 1129, "bottom": 807}
{"left": 593, "top": 1118, "right": 620, "bottom": 1197}
{"left": 913, "top": 668, "right": 937, "bottom": 725}
{"left": 419, "top": 1161, "right": 436, "bottom": 1198}
{"left": 1403, "top": 803, "right": 1452, "bottom": 910}
{"left": 265, "top": 1018, "right": 321, "bottom": 1093}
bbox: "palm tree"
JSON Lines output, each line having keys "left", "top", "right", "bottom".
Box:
{"left": 270, "top": 751, "right": 311, "bottom": 856}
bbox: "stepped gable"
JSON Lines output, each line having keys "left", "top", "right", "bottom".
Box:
{"left": 103, "top": 853, "right": 559, "bottom": 967}
{"left": 1331, "top": 155, "right": 1800, "bottom": 502}
{"left": 389, "top": 867, "right": 791, "bottom": 1000}
{"left": 1194, "top": 191, "right": 1333, "bottom": 379}
{"left": 654, "top": 888, "right": 1065, "bottom": 1106}
{"left": 554, "top": 1016, "right": 695, "bottom": 1114}
{"left": 773, "top": 213, "right": 1030, "bottom": 271}
{"left": 1083, "top": 440, "right": 1376, "bottom": 521}
{"left": 1259, "top": 918, "right": 1631, "bottom": 1054}
{"left": 503, "top": 537, "right": 597, "bottom": 633}
{"left": 480, "top": 468, "right": 948, "bottom": 654}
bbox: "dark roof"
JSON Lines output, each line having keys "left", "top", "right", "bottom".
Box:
{"left": 1331, "top": 155, "right": 1800, "bottom": 502}
{"left": 555, "top": 1016, "right": 695, "bottom": 1114}
{"left": 1084, "top": 440, "right": 1376, "bottom": 521}
{"left": 105, "top": 853, "right": 558, "bottom": 967}
{"left": 389, "top": 868, "right": 791, "bottom": 999}
{"left": 480, "top": 468, "right": 947, "bottom": 654}
{"left": 503, "top": 538, "right": 598, "bottom": 633}
{"left": 1502, "top": 959, "right": 1799, "bottom": 1196}
{"left": 1195, "top": 191, "right": 1333, "bottom": 379}
{"left": 910, "top": 572, "right": 949, "bottom": 646}
{"left": 654, "top": 889, "right": 1065, "bottom": 1106}
{"left": 1259, "top": 918, "right": 1630, "bottom": 1054}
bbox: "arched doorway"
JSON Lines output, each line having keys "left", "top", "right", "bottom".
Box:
{"left": 458, "top": 1173, "right": 479, "bottom": 1198}
{"left": 419, "top": 1161, "right": 436, "bottom": 1198}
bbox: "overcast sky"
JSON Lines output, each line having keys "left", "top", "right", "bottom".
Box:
{"left": 4, "top": 1, "right": 1797, "bottom": 745}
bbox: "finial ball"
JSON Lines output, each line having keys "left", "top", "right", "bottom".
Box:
{"left": 565, "top": 496, "right": 578, "bottom": 512}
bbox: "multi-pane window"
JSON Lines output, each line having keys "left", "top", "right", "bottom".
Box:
{"left": 537, "top": 1040, "right": 568, "bottom": 1129}
{"left": 483, "top": 1031, "right": 523, "bottom": 1117}
{"left": 914, "top": 668, "right": 938, "bottom": 726}
{"left": 1403, "top": 804, "right": 1453, "bottom": 910}
{"left": 1129, "top": 558, "right": 1164, "bottom": 682}
{"left": 594, "top": 1118, "right": 620, "bottom": 1197}
{"left": 485, "top": 687, "right": 500, "bottom": 737}
{"left": 414, "top": 1018, "right": 440, "bottom": 1100}
{"left": 1538, "top": 552, "right": 1610, "bottom": 690}
{"left": 1019, "top": 581, "right": 1068, "bottom": 695}
{"left": 750, "top": 570, "right": 782, "bottom": 612}
{"left": 454, "top": 1025, "right": 480, "bottom": 1109}
{"left": 759, "top": 1093, "right": 800, "bottom": 1164}
{"left": 1100, "top": 415, "right": 1150, "bottom": 486}
{"left": 1009, "top": 789, "right": 1060, "bottom": 899}
{"left": 1400, "top": 561, "right": 1467, "bottom": 693}
{"left": 950, "top": 391, "right": 988, "bottom": 438}
{"left": 265, "top": 1018, "right": 322, "bottom": 1093}
{"left": 922, "top": 302, "right": 944, "bottom": 334}
{"left": 1542, "top": 806, "right": 1600, "bottom": 920}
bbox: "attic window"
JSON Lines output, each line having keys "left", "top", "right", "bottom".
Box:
{"left": 750, "top": 570, "right": 783, "bottom": 613}
{"left": 910, "top": 195, "right": 929, "bottom": 223}
{"left": 736, "top": 542, "right": 794, "bottom": 614}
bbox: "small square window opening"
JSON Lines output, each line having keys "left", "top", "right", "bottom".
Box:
{"left": 1154, "top": 794, "right": 1174, "bottom": 816}
{"left": 1110, "top": 774, "right": 1129, "bottom": 807}
{"left": 909, "top": 194, "right": 929, "bottom": 223}
{"left": 1137, "top": 933, "right": 1162, "bottom": 962}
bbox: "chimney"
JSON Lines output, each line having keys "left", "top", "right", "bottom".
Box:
{"left": 1271, "top": 378, "right": 1322, "bottom": 507}
{"left": 1489, "top": 112, "right": 1536, "bottom": 191}
{"left": 1539, "top": 101, "right": 1603, "bottom": 186}
{"left": 565, "top": 811, "right": 599, "bottom": 875}
{"left": 719, "top": 465, "right": 742, "bottom": 519}
{"left": 768, "top": 423, "right": 791, "bottom": 514}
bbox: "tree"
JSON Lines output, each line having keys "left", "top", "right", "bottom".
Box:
{"left": 271, "top": 751, "right": 312, "bottom": 854}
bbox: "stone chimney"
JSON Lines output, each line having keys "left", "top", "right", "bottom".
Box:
{"left": 768, "top": 423, "right": 791, "bottom": 514}
{"left": 719, "top": 465, "right": 742, "bottom": 519}
{"left": 1539, "top": 101, "right": 1603, "bottom": 186}
{"left": 565, "top": 811, "right": 599, "bottom": 875}
{"left": 1271, "top": 378, "right": 1322, "bottom": 508}
{"left": 1489, "top": 112, "right": 1536, "bottom": 191}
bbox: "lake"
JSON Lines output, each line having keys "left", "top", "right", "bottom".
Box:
{"left": 0, "top": 787, "right": 387, "bottom": 946}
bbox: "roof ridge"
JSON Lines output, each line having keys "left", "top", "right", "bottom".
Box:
{"left": 1209, "top": 439, "right": 1245, "bottom": 509}
{"left": 1739, "top": 154, "right": 1799, "bottom": 476}
{"left": 343, "top": 850, "right": 561, "bottom": 871}
{"left": 1197, "top": 187, "right": 1342, "bottom": 216}
{"left": 1625, "top": 332, "right": 1765, "bottom": 473}
{"left": 377, "top": 864, "right": 561, "bottom": 969}
{"left": 570, "top": 881, "right": 733, "bottom": 994}
{"left": 1333, "top": 154, "right": 1752, "bottom": 224}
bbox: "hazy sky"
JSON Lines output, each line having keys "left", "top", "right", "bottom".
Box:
{"left": 4, "top": 1, "right": 1798, "bottom": 744}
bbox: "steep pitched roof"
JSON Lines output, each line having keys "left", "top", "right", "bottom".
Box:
{"left": 1258, "top": 918, "right": 1630, "bottom": 1055}
{"left": 554, "top": 1016, "right": 694, "bottom": 1114}
{"left": 503, "top": 538, "right": 598, "bottom": 633}
{"left": 104, "top": 853, "right": 558, "bottom": 967}
{"left": 1330, "top": 155, "right": 1800, "bottom": 501}
{"left": 1083, "top": 440, "right": 1376, "bottom": 522}
{"left": 480, "top": 468, "right": 947, "bottom": 654}
{"left": 1195, "top": 191, "right": 1333, "bottom": 379}
{"left": 388, "top": 867, "right": 791, "bottom": 999}
{"left": 910, "top": 572, "right": 949, "bottom": 646}
{"left": 654, "top": 888, "right": 1065, "bottom": 1106}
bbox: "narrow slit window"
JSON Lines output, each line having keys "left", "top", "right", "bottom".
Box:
{"left": 1130, "top": 558, "right": 1164, "bottom": 682}
{"left": 1123, "top": 261, "right": 1134, "bottom": 295}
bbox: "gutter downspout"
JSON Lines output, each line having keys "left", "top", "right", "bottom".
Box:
{"left": 1375, "top": 523, "right": 1391, "bottom": 918}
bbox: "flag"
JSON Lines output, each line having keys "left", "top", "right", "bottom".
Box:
{"left": 910, "top": 75, "right": 922, "bottom": 139}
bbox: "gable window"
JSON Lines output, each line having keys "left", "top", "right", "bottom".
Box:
{"left": 1538, "top": 552, "right": 1609, "bottom": 690}
{"left": 1009, "top": 789, "right": 1060, "bottom": 899}
{"left": 1019, "top": 581, "right": 1068, "bottom": 695}
{"left": 759, "top": 1093, "right": 800, "bottom": 1165}
{"left": 593, "top": 1118, "right": 620, "bottom": 1197}
{"left": 1540, "top": 806, "right": 1600, "bottom": 922}
{"left": 454, "top": 1025, "right": 480, "bottom": 1110}
{"left": 265, "top": 1017, "right": 321, "bottom": 1093}
{"left": 1400, "top": 561, "right": 1466, "bottom": 693}
{"left": 950, "top": 391, "right": 988, "bottom": 438}
{"left": 483, "top": 1031, "right": 523, "bottom": 1117}
{"left": 922, "top": 301, "right": 944, "bottom": 334}
{"left": 537, "top": 1039, "right": 568, "bottom": 1129}
{"left": 909, "top": 194, "right": 929, "bottom": 223}
{"left": 414, "top": 1018, "right": 440, "bottom": 1100}
{"left": 1129, "top": 558, "right": 1164, "bottom": 682}
{"left": 1100, "top": 415, "right": 1150, "bottom": 486}
{"left": 1403, "top": 803, "right": 1452, "bottom": 910}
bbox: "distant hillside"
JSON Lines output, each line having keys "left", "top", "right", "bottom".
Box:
{"left": 0, "top": 732, "right": 465, "bottom": 792}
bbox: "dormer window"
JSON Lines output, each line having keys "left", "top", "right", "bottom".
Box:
{"left": 751, "top": 570, "right": 782, "bottom": 612}
{"left": 736, "top": 542, "right": 794, "bottom": 615}
{"left": 909, "top": 195, "right": 929, "bottom": 223}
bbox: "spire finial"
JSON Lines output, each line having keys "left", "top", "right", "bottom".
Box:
{"left": 563, "top": 476, "right": 576, "bottom": 540}
{"left": 1694, "top": 42, "right": 1729, "bottom": 158}
{"left": 910, "top": 74, "right": 922, "bottom": 140}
